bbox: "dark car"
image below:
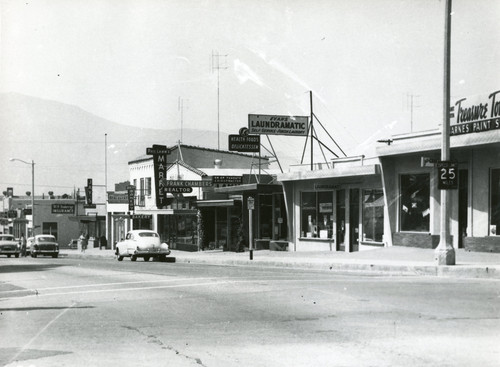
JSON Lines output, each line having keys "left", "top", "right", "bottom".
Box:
{"left": 0, "top": 234, "right": 20, "bottom": 258}
{"left": 31, "top": 234, "right": 59, "bottom": 258}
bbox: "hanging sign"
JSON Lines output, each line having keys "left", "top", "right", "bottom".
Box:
{"left": 147, "top": 144, "right": 170, "bottom": 208}
{"left": 127, "top": 185, "right": 136, "bottom": 211}
{"left": 248, "top": 114, "right": 308, "bottom": 136}
{"left": 85, "top": 178, "right": 93, "bottom": 205}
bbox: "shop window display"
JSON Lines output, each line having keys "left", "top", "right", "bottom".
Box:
{"left": 300, "top": 191, "right": 333, "bottom": 238}
{"left": 400, "top": 174, "right": 430, "bottom": 232}
{"left": 363, "top": 189, "right": 384, "bottom": 242}
{"left": 490, "top": 169, "right": 500, "bottom": 235}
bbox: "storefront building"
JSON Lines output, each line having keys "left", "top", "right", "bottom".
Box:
{"left": 279, "top": 157, "right": 384, "bottom": 252}
{"left": 2, "top": 195, "right": 85, "bottom": 248}
{"left": 123, "top": 144, "right": 278, "bottom": 251}
{"left": 377, "top": 128, "right": 500, "bottom": 252}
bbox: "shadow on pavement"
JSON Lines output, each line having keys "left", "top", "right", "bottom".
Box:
{"left": 0, "top": 264, "right": 67, "bottom": 274}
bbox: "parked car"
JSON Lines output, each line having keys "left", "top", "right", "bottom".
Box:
{"left": 31, "top": 234, "right": 59, "bottom": 258}
{"left": 26, "top": 237, "right": 34, "bottom": 256}
{"left": 0, "top": 234, "right": 20, "bottom": 258}
{"left": 115, "top": 230, "right": 170, "bottom": 262}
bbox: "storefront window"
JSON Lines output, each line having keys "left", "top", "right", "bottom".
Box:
{"left": 363, "top": 189, "right": 384, "bottom": 242}
{"left": 400, "top": 174, "right": 430, "bottom": 232}
{"left": 490, "top": 169, "right": 500, "bottom": 235}
{"left": 301, "top": 191, "right": 333, "bottom": 238}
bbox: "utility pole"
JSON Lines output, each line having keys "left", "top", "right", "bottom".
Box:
{"left": 178, "top": 98, "right": 189, "bottom": 143}
{"left": 211, "top": 51, "right": 228, "bottom": 150}
{"left": 435, "top": 0, "right": 455, "bottom": 265}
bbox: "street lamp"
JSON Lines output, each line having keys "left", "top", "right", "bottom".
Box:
{"left": 10, "top": 158, "right": 35, "bottom": 236}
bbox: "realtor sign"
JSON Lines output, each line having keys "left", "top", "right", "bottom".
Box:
{"left": 450, "top": 90, "right": 500, "bottom": 136}
{"left": 248, "top": 114, "right": 308, "bottom": 136}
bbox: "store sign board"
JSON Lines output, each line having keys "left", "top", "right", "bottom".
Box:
{"left": 437, "top": 161, "right": 458, "bottom": 190}
{"left": 248, "top": 114, "right": 308, "bottom": 136}
{"left": 127, "top": 185, "right": 135, "bottom": 211}
{"left": 228, "top": 135, "right": 260, "bottom": 152}
{"left": 52, "top": 204, "right": 75, "bottom": 214}
{"left": 165, "top": 187, "right": 193, "bottom": 194}
{"left": 450, "top": 90, "right": 500, "bottom": 136}
{"left": 161, "top": 179, "right": 213, "bottom": 188}
{"left": 108, "top": 192, "right": 129, "bottom": 203}
{"left": 147, "top": 144, "right": 170, "bottom": 208}
{"left": 212, "top": 176, "right": 243, "bottom": 185}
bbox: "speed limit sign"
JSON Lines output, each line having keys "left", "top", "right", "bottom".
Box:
{"left": 437, "top": 161, "right": 458, "bottom": 190}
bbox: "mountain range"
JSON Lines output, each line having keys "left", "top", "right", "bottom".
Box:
{"left": 0, "top": 93, "right": 236, "bottom": 196}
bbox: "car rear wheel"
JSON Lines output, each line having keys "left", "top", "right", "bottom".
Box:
{"left": 52, "top": 254, "right": 58, "bottom": 258}
{"left": 144, "top": 256, "right": 150, "bottom": 262}
{"left": 31, "top": 253, "right": 37, "bottom": 258}
{"left": 116, "top": 248, "right": 124, "bottom": 261}
{"left": 7, "top": 255, "right": 11, "bottom": 258}
{"left": 15, "top": 254, "right": 19, "bottom": 258}
{"left": 131, "top": 255, "right": 137, "bottom": 262}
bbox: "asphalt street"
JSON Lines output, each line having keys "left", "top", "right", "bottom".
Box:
{"left": 1, "top": 256, "right": 499, "bottom": 367}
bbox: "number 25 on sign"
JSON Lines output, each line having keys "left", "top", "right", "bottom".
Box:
{"left": 437, "top": 161, "right": 458, "bottom": 190}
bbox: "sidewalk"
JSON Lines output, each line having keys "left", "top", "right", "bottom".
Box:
{"left": 60, "top": 246, "right": 500, "bottom": 280}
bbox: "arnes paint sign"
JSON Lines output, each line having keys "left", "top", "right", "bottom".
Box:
{"left": 450, "top": 90, "right": 500, "bottom": 136}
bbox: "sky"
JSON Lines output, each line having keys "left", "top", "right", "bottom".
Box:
{"left": 1, "top": 0, "right": 500, "bottom": 164}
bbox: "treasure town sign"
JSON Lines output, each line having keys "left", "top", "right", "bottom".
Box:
{"left": 450, "top": 90, "right": 500, "bottom": 136}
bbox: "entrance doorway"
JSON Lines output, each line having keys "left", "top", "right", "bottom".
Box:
{"left": 336, "top": 190, "right": 346, "bottom": 251}
{"left": 458, "top": 169, "right": 468, "bottom": 248}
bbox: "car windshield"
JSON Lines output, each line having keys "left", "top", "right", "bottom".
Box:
{"left": 38, "top": 236, "right": 55, "bottom": 243}
{"left": 0, "top": 235, "right": 14, "bottom": 241}
{"left": 138, "top": 232, "right": 159, "bottom": 238}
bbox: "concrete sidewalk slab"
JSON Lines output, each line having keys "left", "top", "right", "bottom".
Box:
{"left": 59, "top": 246, "right": 500, "bottom": 280}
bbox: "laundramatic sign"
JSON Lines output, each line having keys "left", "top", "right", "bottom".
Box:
{"left": 437, "top": 161, "right": 458, "bottom": 190}
{"left": 248, "top": 114, "right": 308, "bottom": 136}
{"left": 147, "top": 144, "right": 170, "bottom": 208}
{"left": 51, "top": 204, "right": 75, "bottom": 214}
{"left": 228, "top": 135, "right": 260, "bottom": 152}
{"left": 212, "top": 176, "right": 243, "bottom": 185}
{"left": 450, "top": 90, "right": 500, "bottom": 136}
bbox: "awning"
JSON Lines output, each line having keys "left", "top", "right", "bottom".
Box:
{"left": 69, "top": 215, "right": 98, "bottom": 222}
{"left": 197, "top": 199, "right": 236, "bottom": 208}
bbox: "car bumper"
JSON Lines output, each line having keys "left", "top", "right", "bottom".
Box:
{"left": 129, "top": 249, "right": 171, "bottom": 256}
{"left": 32, "top": 250, "right": 59, "bottom": 255}
{"left": 0, "top": 249, "right": 20, "bottom": 255}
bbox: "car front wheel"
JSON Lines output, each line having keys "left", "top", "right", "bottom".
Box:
{"left": 116, "top": 248, "right": 124, "bottom": 261}
{"left": 131, "top": 255, "right": 137, "bottom": 262}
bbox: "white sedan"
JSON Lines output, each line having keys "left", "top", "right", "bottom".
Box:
{"left": 115, "top": 230, "right": 171, "bottom": 262}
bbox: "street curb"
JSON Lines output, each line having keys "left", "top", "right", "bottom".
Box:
{"left": 60, "top": 252, "right": 500, "bottom": 280}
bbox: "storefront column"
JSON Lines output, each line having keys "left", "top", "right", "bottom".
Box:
{"left": 345, "top": 189, "right": 350, "bottom": 253}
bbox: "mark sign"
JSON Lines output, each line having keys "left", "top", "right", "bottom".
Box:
{"left": 437, "top": 161, "right": 458, "bottom": 190}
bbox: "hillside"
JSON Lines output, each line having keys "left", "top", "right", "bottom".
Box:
{"left": 0, "top": 93, "right": 229, "bottom": 196}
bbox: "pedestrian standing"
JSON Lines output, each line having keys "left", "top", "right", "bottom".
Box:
{"left": 20, "top": 234, "right": 27, "bottom": 257}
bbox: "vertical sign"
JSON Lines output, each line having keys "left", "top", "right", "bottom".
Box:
{"left": 146, "top": 145, "right": 171, "bottom": 209}
{"left": 127, "top": 185, "right": 135, "bottom": 212}
{"left": 85, "top": 178, "right": 93, "bottom": 205}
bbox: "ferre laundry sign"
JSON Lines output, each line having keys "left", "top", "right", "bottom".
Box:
{"left": 450, "top": 90, "right": 500, "bottom": 136}
{"left": 147, "top": 144, "right": 170, "bottom": 208}
{"left": 248, "top": 114, "right": 308, "bottom": 136}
